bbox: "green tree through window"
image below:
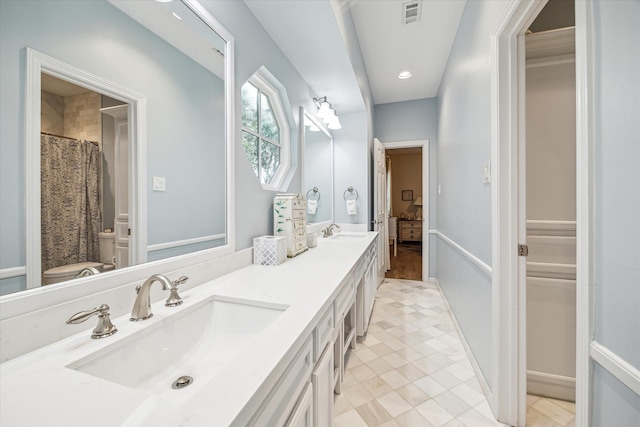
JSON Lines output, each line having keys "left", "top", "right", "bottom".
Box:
{"left": 241, "top": 79, "right": 283, "bottom": 185}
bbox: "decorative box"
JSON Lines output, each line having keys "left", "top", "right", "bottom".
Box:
{"left": 274, "top": 193, "right": 308, "bottom": 257}
{"left": 253, "top": 236, "right": 287, "bottom": 266}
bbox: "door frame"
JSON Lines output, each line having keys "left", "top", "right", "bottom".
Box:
{"left": 381, "top": 139, "right": 429, "bottom": 281}
{"left": 490, "top": 1, "right": 593, "bottom": 425}
{"left": 25, "top": 48, "right": 147, "bottom": 288}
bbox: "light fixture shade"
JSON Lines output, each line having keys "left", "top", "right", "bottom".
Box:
{"left": 327, "top": 116, "right": 341, "bottom": 130}
{"left": 413, "top": 196, "right": 423, "bottom": 206}
{"left": 322, "top": 108, "right": 336, "bottom": 124}
{"left": 317, "top": 100, "right": 332, "bottom": 119}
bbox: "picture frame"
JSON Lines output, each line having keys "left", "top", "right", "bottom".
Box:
{"left": 401, "top": 190, "right": 413, "bottom": 201}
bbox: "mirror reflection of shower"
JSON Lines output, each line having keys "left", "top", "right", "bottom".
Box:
{"left": 40, "top": 73, "right": 128, "bottom": 285}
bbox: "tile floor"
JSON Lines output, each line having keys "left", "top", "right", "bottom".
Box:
{"left": 333, "top": 278, "right": 576, "bottom": 426}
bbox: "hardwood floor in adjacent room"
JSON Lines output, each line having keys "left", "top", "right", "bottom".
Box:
{"left": 386, "top": 242, "right": 422, "bottom": 281}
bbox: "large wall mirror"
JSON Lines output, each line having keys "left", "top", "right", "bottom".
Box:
{"left": 0, "top": 0, "right": 234, "bottom": 296}
{"left": 301, "top": 107, "right": 334, "bottom": 228}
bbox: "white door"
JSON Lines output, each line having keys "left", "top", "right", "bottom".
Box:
{"left": 373, "top": 138, "right": 387, "bottom": 286}
{"left": 102, "top": 105, "right": 130, "bottom": 269}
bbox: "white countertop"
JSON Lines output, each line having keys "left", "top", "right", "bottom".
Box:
{"left": 0, "top": 232, "right": 377, "bottom": 427}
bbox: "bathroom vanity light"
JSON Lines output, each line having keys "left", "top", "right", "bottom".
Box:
{"left": 313, "top": 96, "right": 342, "bottom": 130}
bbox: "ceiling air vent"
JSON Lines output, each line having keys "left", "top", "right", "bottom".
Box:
{"left": 402, "top": 0, "right": 422, "bottom": 25}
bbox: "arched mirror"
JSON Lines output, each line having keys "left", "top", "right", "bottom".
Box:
{"left": 301, "top": 107, "right": 334, "bottom": 229}
{"left": 0, "top": 0, "right": 234, "bottom": 296}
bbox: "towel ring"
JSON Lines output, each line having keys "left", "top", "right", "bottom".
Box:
{"left": 306, "top": 187, "right": 321, "bottom": 201}
{"left": 343, "top": 186, "right": 359, "bottom": 201}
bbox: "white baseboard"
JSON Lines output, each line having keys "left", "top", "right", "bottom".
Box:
{"left": 527, "top": 370, "right": 576, "bottom": 402}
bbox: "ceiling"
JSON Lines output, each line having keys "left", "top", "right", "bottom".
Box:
{"left": 245, "top": 0, "right": 466, "bottom": 111}
{"left": 348, "top": 0, "right": 466, "bottom": 105}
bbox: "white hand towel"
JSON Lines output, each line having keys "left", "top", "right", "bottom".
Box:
{"left": 346, "top": 199, "right": 358, "bottom": 215}
{"left": 308, "top": 199, "right": 318, "bottom": 215}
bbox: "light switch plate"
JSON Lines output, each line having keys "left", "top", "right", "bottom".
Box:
{"left": 483, "top": 161, "right": 491, "bottom": 184}
{"left": 153, "top": 176, "right": 166, "bottom": 191}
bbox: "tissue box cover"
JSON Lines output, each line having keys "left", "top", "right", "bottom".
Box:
{"left": 253, "top": 236, "right": 287, "bottom": 266}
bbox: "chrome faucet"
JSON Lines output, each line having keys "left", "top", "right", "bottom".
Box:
{"left": 322, "top": 223, "right": 341, "bottom": 238}
{"left": 130, "top": 274, "right": 185, "bottom": 321}
{"left": 74, "top": 266, "right": 101, "bottom": 278}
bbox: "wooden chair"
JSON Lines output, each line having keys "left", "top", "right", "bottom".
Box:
{"left": 388, "top": 217, "right": 397, "bottom": 257}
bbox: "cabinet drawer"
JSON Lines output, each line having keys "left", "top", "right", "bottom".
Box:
{"left": 335, "top": 279, "right": 355, "bottom": 319}
{"left": 292, "top": 209, "right": 306, "bottom": 219}
{"left": 293, "top": 219, "right": 306, "bottom": 230}
{"left": 250, "top": 338, "right": 314, "bottom": 427}
{"left": 293, "top": 238, "right": 308, "bottom": 252}
{"left": 313, "top": 306, "right": 334, "bottom": 362}
{"left": 292, "top": 198, "right": 307, "bottom": 209}
{"left": 293, "top": 228, "right": 306, "bottom": 240}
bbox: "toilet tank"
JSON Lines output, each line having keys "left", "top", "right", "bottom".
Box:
{"left": 98, "top": 232, "right": 116, "bottom": 265}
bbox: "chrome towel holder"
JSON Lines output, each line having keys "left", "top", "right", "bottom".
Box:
{"left": 343, "top": 186, "right": 359, "bottom": 201}
{"left": 306, "top": 187, "right": 321, "bottom": 201}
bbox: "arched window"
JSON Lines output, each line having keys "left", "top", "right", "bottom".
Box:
{"left": 241, "top": 71, "right": 290, "bottom": 190}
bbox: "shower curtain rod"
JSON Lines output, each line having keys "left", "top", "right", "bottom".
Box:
{"left": 41, "top": 132, "right": 99, "bottom": 146}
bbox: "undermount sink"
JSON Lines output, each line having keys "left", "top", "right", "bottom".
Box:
{"left": 67, "top": 296, "right": 287, "bottom": 400}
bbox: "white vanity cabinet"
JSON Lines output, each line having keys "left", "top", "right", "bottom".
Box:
{"left": 285, "top": 383, "right": 314, "bottom": 427}
{"left": 249, "top": 338, "right": 314, "bottom": 427}
{"left": 356, "top": 242, "right": 378, "bottom": 336}
{"left": 333, "top": 273, "right": 357, "bottom": 394}
{"left": 247, "top": 243, "right": 377, "bottom": 427}
{"left": 312, "top": 343, "right": 334, "bottom": 427}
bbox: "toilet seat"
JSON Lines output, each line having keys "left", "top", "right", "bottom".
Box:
{"left": 42, "top": 261, "right": 104, "bottom": 284}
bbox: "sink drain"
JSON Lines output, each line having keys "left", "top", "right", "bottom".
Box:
{"left": 172, "top": 375, "right": 194, "bottom": 389}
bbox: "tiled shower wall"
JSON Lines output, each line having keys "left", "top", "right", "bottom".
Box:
{"left": 41, "top": 91, "right": 64, "bottom": 135}
{"left": 41, "top": 90, "right": 102, "bottom": 145}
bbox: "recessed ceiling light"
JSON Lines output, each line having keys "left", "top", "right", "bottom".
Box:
{"left": 154, "top": 0, "right": 173, "bottom": 3}
{"left": 398, "top": 71, "right": 412, "bottom": 79}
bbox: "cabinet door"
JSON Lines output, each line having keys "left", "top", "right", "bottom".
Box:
{"left": 312, "top": 343, "right": 334, "bottom": 427}
{"left": 286, "top": 382, "right": 313, "bottom": 427}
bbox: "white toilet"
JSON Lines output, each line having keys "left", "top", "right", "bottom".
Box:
{"left": 42, "top": 231, "right": 116, "bottom": 285}
{"left": 98, "top": 231, "right": 116, "bottom": 272}
{"left": 42, "top": 261, "right": 105, "bottom": 285}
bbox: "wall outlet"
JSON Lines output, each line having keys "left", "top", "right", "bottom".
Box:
{"left": 152, "top": 176, "right": 166, "bottom": 191}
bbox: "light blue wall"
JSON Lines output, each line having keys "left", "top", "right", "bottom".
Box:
{"left": 435, "top": 0, "right": 509, "bottom": 385}
{"left": 374, "top": 98, "right": 439, "bottom": 276}
{"left": 199, "top": 0, "right": 324, "bottom": 249}
{"left": 334, "top": 112, "right": 369, "bottom": 225}
{"left": 592, "top": 0, "right": 640, "bottom": 423}
{"left": 0, "top": 0, "right": 225, "bottom": 294}
{"left": 592, "top": 364, "right": 640, "bottom": 425}
{"left": 303, "top": 129, "right": 333, "bottom": 224}
{"left": 329, "top": 2, "right": 374, "bottom": 228}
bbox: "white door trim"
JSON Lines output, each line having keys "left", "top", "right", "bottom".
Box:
{"left": 491, "top": 1, "right": 593, "bottom": 426}
{"left": 25, "top": 48, "right": 147, "bottom": 288}
{"left": 381, "top": 139, "right": 429, "bottom": 281}
{"left": 574, "top": 2, "right": 595, "bottom": 425}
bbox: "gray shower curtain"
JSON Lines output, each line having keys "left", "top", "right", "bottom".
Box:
{"left": 41, "top": 134, "right": 102, "bottom": 272}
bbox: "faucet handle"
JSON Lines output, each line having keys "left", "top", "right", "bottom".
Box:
{"left": 66, "top": 304, "right": 118, "bottom": 339}
{"left": 173, "top": 276, "right": 188, "bottom": 287}
{"left": 166, "top": 276, "right": 187, "bottom": 307}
